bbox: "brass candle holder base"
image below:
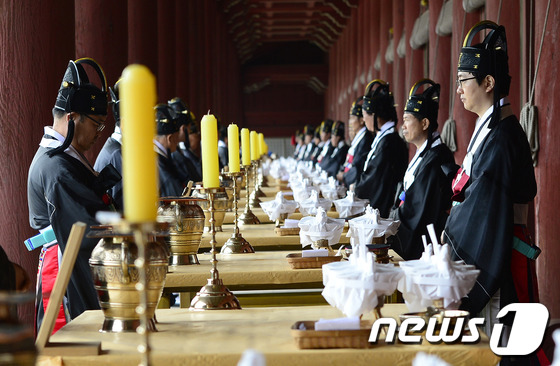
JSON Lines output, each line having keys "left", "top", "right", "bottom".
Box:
{"left": 169, "top": 253, "right": 199, "bottom": 266}
{"left": 221, "top": 233, "right": 255, "bottom": 254}
{"left": 190, "top": 278, "right": 241, "bottom": 310}
{"left": 249, "top": 192, "right": 261, "bottom": 207}
{"left": 238, "top": 208, "right": 261, "bottom": 225}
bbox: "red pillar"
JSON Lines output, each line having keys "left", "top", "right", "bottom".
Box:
{"left": 0, "top": 0, "right": 75, "bottom": 325}
{"left": 157, "top": 0, "right": 176, "bottom": 103}
{"left": 392, "top": 0, "right": 405, "bottom": 112}
{"left": 379, "top": 1, "right": 393, "bottom": 84}
{"left": 451, "top": 2, "right": 483, "bottom": 163}
{"left": 128, "top": 0, "right": 158, "bottom": 75}
{"left": 75, "top": 0, "right": 127, "bottom": 161}
{"left": 533, "top": 0, "right": 560, "bottom": 319}
{"left": 175, "top": 0, "right": 190, "bottom": 103}
{"left": 428, "top": 0, "right": 452, "bottom": 132}
{"left": 403, "top": 0, "right": 424, "bottom": 101}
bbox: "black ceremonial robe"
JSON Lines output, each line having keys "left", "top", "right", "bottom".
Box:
{"left": 354, "top": 130, "right": 408, "bottom": 217}
{"left": 443, "top": 114, "right": 537, "bottom": 315}
{"left": 94, "top": 137, "right": 123, "bottom": 210}
{"left": 172, "top": 145, "right": 202, "bottom": 184}
{"left": 320, "top": 141, "right": 349, "bottom": 177}
{"left": 342, "top": 130, "right": 374, "bottom": 187}
{"left": 391, "top": 143, "right": 455, "bottom": 260}
{"left": 28, "top": 146, "right": 110, "bottom": 319}
{"left": 158, "top": 153, "right": 185, "bottom": 197}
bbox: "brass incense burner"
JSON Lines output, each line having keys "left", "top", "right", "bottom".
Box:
{"left": 158, "top": 197, "right": 205, "bottom": 265}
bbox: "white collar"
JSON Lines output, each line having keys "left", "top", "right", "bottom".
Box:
{"left": 111, "top": 125, "right": 122, "bottom": 144}
{"left": 218, "top": 140, "right": 227, "bottom": 148}
{"left": 378, "top": 121, "right": 395, "bottom": 134}
{"left": 475, "top": 97, "right": 509, "bottom": 129}
{"left": 153, "top": 140, "right": 168, "bottom": 158}
{"left": 350, "top": 126, "right": 367, "bottom": 147}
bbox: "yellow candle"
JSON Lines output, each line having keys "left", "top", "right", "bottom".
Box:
{"left": 258, "top": 133, "right": 265, "bottom": 156}
{"left": 200, "top": 114, "right": 220, "bottom": 188}
{"left": 241, "top": 128, "right": 251, "bottom": 166}
{"left": 227, "top": 124, "right": 240, "bottom": 173}
{"left": 120, "top": 64, "right": 158, "bottom": 222}
{"left": 250, "top": 130, "right": 259, "bottom": 161}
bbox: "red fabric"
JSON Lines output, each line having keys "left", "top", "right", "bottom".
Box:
{"left": 343, "top": 154, "right": 354, "bottom": 172}
{"left": 41, "top": 244, "right": 67, "bottom": 334}
{"left": 451, "top": 167, "right": 469, "bottom": 202}
{"left": 511, "top": 225, "right": 539, "bottom": 304}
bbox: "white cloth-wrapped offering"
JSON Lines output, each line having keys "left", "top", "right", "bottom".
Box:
{"left": 347, "top": 206, "right": 400, "bottom": 245}
{"left": 312, "top": 170, "right": 329, "bottom": 186}
{"left": 322, "top": 250, "right": 403, "bottom": 318}
{"left": 259, "top": 192, "right": 298, "bottom": 221}
{"left": 291, "top": 178, "right": 318, "bottom": 203}
{"left": 319, "top": 176, "right": 344, "bottom": 201}
{"left": 333, "top": 191, "right": 369, "bottom": 218}
{"left": 298, "top": 190, "right": 332, "bottom": 216}
{"left": 298, "top": 207, "right": 344, "bottom": 247}
{"left": 397, "top": 225, "right": 481, "bottom": 312}
{"left": 315, "top": 316, "right": 360, "bottom": 331}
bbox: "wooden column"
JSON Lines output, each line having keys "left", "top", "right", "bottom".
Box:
{"left": 533, "top": 0, "right": 560, "bottom": 319}
{"left": 0, "top": 0, "right": 75, "bottom": 325}
{"left": 392, "top": 0, "right": 405, "bottom": 112}
{"left": 428, "top": 0, "right": 452, "bottom": 132}
{"left": 157, "top": 0, "right": 176, "bottom": 103}
{"left": 175, "top": 0, "right": 190, "bottom": 103}
{"left": 75, "top": 0, "right": 127, "bottom": 160}
{"left": 379, "top": 1, "right": 393, "bottom": 84}
{"left": 127, "top": 0, "right": 158, "bottom": 75}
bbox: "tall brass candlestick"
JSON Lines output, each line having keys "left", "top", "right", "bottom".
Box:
{"left": 249, "top": 160, "right": 264, "bottom": 208}
{"left": 190, "top": 187, "right": 241, "bottom": 310}
{"left": 238, "top": 165, "right": 260, "bottom": 225}
{"left": 221, "top": 171, "right": 255, "bottom": 253}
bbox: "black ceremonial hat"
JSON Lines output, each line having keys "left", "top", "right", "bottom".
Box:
{"left": 168, "top": 97, "right": 194, "bottom": 127}
{"left": 458, "top": 20, "right": 510, "bottom": 97}
{"left": 350, "top": 96, "right": 363, "bottom": 118}
{"left": 303, "top": 124, "right": 314, "bottom": 136}
{"left": 404, "top": 79, "right": 440, "bottom": 128}
{"left": 363, "top": 79, "right": 396, "bottom": 129}
{"left": 332, "top": 121, "right": 345, "bottom": 138}
{"left": 155, "top": 104, "right": 180, "bottom": 135}
{"left": 320, "top": 119, "right": 333, "bottom": 134}
{"left": 314, "top": 125, "right": 321, "bottom": 139}
{"left": 109, "top": 79, "right": 121, "bottom": 125}
{"left": 54, "top": 58, "right": 108, "bottom": 115}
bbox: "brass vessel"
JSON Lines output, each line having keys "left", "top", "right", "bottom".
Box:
{"left": 89, "top": 232, "right": 168, "bottom": 332}
{"left": 158, "top": 197, "right": 205, "bottom": 265}
{"left": 192, "top": 185, "right": 230, "bottom": 231}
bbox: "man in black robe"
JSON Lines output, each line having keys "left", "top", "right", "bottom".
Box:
{"left": 337, "top": 97, "right": 373, "bottom": 187}
{"left": 300, "top": 124, "right": 316, "bottom": 161}
{"left": 94, "top": 80, "right": 124, "bottom": 209}
{"left": 218, "top": 124, "right": 228, "bottom": 169}
{"left": 320, "top": 120, "right": 349, "bottom": 177}
{"left": 154, "top": 104, "right": 184, "bottom": 197}
{"left": 28, "top": 58, "right": 119, "bottom": 331}
{"left": 390, "top": 80, "right": 454, "bottom": 260}
{"left": 353, "top": 80, "right": 408, "bottom": 217}
{"left": 443, "top": 22, "right": 539, "bottom": 328}
{"left": 168, "top": 98, "right": 202, "bottom": 184}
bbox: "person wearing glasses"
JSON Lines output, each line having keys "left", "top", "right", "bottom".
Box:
{"left": 27, "top": 58, "right": 120, "bottom": 332}
{"left": 154, "top": 104, "right": 184, "bottom": 197}
{"left": 443, "top": 22, "right": 540, "bottom": 337}
{"left": 390, "top": 79, "right": 454, "bottom": 260}
{"left": 352, "top": 80, "right": 408, "bottom": 217}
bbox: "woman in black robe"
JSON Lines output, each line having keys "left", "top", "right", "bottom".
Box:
{"left": 391, "top": 79, "right": 454, "bottom": 260}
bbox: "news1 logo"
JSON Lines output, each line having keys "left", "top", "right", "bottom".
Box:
{"left": 369, "top": 303, "right": 549, "bottom": 356}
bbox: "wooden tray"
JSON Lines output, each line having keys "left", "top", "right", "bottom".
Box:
{"left": 285, "top": 253, "right": 342, "bottom": 269}
{"left": 291, "top": 320, "right": 374, "bottom": 349}
{"left": 274, "top": 227, "right": 300, "bottom": 236}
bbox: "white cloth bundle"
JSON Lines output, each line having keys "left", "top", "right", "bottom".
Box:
{"left": 298, "top": 207, "right": 344, "bottom": 247}
{"left": 322, "top": 250, "right": 403, "bottom": 317}
{"left": 259, "top": 191, "right": 298, "bottom": 221}
{"left": 298, "top": 190, "right": 332, "bottom": 216}
{"left": 319, "top": 176, "right": 343, "bottom": 201}
{"left": 269, "top": 157, "right": 294, "bottom": 180}
{"left": 346, "top": 206, "right": 400, "bottom": 245}
{"left": 291, "top": 178, "right": 319, "bottom": 203}
{"left": 397, "top": 225, "right": 480, "bottom": 312}
{"left": 333, "top": 191, "right": 369, "bottom": 218}
{"left": 312, "top": 170, "right": 329, "bottom": 186}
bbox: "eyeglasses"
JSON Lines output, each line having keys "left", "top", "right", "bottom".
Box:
{"left": 82, "top": 114, "right": 106, "bottom": 132}
{"left": 456, "top": 76, "right": 477, "bottom": 88}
